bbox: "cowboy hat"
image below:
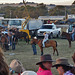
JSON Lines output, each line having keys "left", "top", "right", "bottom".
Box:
{"left": 21, "top": 71, "right": 37, "bottom": 75}
{"left": 52, "top": 57, "right": 73, "bottom": 67}
{"left": 10, "top": 59, "right": 25, "bottom": 74}
{"left": 36, "top": 54, "right": 55, "bottom": 65}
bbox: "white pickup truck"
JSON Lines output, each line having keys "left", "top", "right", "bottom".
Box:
{"left": 37, "top": 23, "right": 61, "bottom": 39}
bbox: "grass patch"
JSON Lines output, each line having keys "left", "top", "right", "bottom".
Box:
{"left": 4, "top": 39, "right": 75, "bottom": 74}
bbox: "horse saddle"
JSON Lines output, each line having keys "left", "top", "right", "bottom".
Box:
{"left": 41, "top": 40, "right": 49, "bottom": 47}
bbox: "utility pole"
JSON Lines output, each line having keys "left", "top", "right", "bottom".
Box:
{"left": 65, "top": 7, "right": 66, "bottom": 20}
{"left": 10, "top": 10, "right": 11, "bottom": 18}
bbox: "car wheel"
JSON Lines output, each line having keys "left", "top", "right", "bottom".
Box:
{"left": 57, "top": 32, "right": 60, "bottom": 38}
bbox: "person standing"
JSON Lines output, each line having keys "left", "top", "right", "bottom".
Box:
{"left": 8, "top": 29, "right": 12, "bottom": 46}
{"left": 52, "top": 57, "right": 74, "bottom": 75}
{"left": 31, "top": 37, "right": 37, "bottom": 55}
{"left": 36, "top": 54, "right": 55, "bottom": 75}
{"left": 48, "top": 19, "right": 50, "bottom": 24}
{"left": 42, "top": 32, "right": 48, "bottom": 47}
{"left": 12, "top": 31, "right": 16, "bottom": 50}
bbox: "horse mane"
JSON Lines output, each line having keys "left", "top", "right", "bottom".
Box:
{"left": 0, "top": 48, "right": 9, "bottom": 75}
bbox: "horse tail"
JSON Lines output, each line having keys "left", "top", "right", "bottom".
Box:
{"left": 55, "top": 41, "right": 57, "bottom": 47}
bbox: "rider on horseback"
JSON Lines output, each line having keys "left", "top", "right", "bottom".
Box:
{"left": 42, "top": 32, "right": 48, "bottom": 47}
{"left": 71, "top": 24, "right": 75, "bottom": 41}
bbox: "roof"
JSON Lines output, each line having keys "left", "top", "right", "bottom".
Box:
{"left": 38, "top": 16, "right": 65, "bottom": 20}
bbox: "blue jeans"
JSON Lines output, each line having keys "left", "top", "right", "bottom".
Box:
{"left": 8, "top": 36, "right": 12, "bottom": 46}
{"left": 32, "top": 44, "right": 37, "bottom": 55}
{"left": 42, "top": 39, "right": 48, "bottom": 47}
{"left": 12, "top": 42, "right": 15, "bottom": 50}
{"left": 72, "top": 33, "right": 75, "bottom": 41}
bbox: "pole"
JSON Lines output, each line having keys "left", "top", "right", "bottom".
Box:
{"left": 10, "top": 10, "right": 11, "bottom": 18}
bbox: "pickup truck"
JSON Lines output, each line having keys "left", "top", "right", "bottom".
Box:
{"left": 37, "top": 23, "right": 61, "bottom": 39}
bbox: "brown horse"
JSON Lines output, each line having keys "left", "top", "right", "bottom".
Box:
{"left": 61, "top": 32, "right": 73, "bottom": 48}
{"left": 31, "top": 38, "right": 59, "bottom": 56}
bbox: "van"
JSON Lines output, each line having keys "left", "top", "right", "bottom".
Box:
{"left": 8, "top": 18, "right": 26, "bottom": 29}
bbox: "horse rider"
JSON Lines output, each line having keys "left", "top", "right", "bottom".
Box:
{"left": 70, "top": 24, "right": 75, "bottom": 41}
{"left": 42, "top": 32, "right": 48, "bottom": 47}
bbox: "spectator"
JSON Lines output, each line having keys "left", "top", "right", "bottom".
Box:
{"left": 9, "top": 59, "right": 25, "bottom": 75}
{"left": 12, "top": 31, "right": 16, "bottom": 50}
{"left": 36, "top": 54, "right": 55, "bottom": 75}
{"left": 0, "top": 47, "right": 9, "bottom": 75}
{"left": 21, "top": 71, "right": 37, "bottom": 75}
{"left": 31, "top": 37, "right": 37, "bottom": 55}
{"left": 52, "top": 57, "right": 74, "bottom": 75}
{"left": 5, "top": 33, "right": 9, "bottom": 50}
{"left": 71, "top": 52, "right": 75, "bottom": 74}
{"left": 8, "top": 29, "right": 12, "bottom": 46}
{"left": 72, "top": 52, "right": 75, "bottom": 66}
{"left": 48, "top": 19, "right": 50, "bottom": 24}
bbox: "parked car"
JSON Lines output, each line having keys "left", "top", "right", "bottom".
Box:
{"left": 65, "top": 19, "right": 75, "bottom": 24}
{"left": 37, "top": 23, "right": 61, "bottom": 39}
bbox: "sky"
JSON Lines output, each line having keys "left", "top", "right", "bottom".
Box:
{"left": 0, "top": 0, "right": 74, "bottom": 5}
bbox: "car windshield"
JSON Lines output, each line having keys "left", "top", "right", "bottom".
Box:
{"left": 9, "top": 20, "right": 21, "bottom": 26}
{"left": 40, "top": 25, "right": 53, "bottom": 29}
{"left": 2, "top": 20, "right": 9, "bottom": 25}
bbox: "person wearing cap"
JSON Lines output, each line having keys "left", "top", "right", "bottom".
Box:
{"left": 36, "top": 54, "right": 55, "bottom": 75}
{"left": 42, "top": 32, "right": 48, "bottom": 47}
{"left": 70, "top": 25, "right": 75, "bottom": 41}
{"left": 52, "top": 57, "right": 74, "bottom": 75}
{"left": 31, "top": 37, "right": 37, "bottom": 55}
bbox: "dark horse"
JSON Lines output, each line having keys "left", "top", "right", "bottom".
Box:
{"left": 31, "top": 38, "right": 59, "bottom": 56}
{"left": 15, "top": 31, "right": 30, "bottom": 44}
{"left": 61, "top": 32, "right": 75, "bottom": 48}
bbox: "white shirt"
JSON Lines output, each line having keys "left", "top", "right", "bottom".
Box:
{"left": 44, "top": 33, "right": 48, "bottom": 40}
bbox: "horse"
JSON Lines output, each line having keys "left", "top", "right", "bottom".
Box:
{"left": 61, "top": 32, "right": 75, "bottom": 48}
{"left": 15, "top": 31, "right": 30, "bottom": 44}
{"left": 31, "top": 38, "right": 59, "bottom": 56}
{"left": 0, "top": 34, "right": 9, "bottom": 50}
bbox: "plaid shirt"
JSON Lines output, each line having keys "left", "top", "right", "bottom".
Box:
{"left": 64, "top": 70, "right": 74, "bottom": 75}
